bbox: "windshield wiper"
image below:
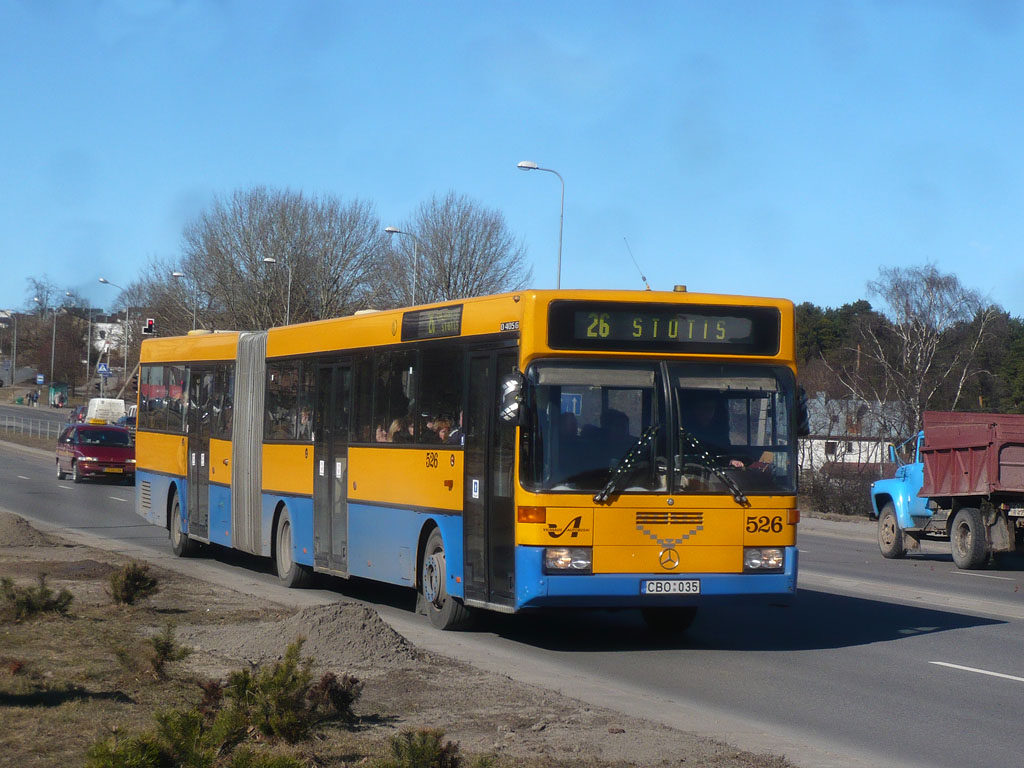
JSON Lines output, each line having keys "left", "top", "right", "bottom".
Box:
{"left": 678, "top": 428, "right": 749, "bottom": 507}
{"left": 594, "top": 425, "right": 659, "bottom": 504}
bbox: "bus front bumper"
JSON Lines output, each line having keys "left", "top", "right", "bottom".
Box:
{"left": 514, "top": 545, "right": 798, "bottom": 610}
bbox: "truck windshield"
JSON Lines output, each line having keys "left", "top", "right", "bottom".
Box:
{"left": 520, "top": 361, "right": 796, "bottom": 496}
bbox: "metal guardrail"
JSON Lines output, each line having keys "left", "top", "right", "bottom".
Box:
{"left": 0, "top": 415, "right": 62, "bottom": 440}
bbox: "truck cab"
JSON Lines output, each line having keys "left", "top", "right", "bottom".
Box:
{"left": 869, "top": 432, "right": 932, "bottom": 559}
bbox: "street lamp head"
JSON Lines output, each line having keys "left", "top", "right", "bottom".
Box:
{"left": 517, "top": 161, "right": 539, "bottom": 171}
{"left": 384, "top": 226, "right": 401, "bottom": 235}
{"left": 171, "top": 271, "right": 185, "bottom": 278}
{"left": 33, "top": 296, "right": 41, "bottom": 305}
{"left": 263, "top": 257, "right": 277, "bottom": 265}
{"left": 98, "top": 277, "right": 110, "bottom": 285}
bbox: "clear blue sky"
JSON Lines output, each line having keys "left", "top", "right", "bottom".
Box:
{"left": 2, "top": 0, "right": 1022, "bottom": 316}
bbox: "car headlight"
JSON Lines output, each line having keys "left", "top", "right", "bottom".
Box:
{"left": 744, "top": 547, "right": 784, "bottom": 572}
{"left": 544, "top": 547, "right": 592, "bottom": 574}
{"left": 126, "top": 459, "right": 136, "bottom": 464}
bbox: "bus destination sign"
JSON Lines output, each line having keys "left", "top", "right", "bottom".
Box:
{"left": 548, "top": 301, "right": 781, "bottom": 356}
{"left": 401, "top": 305, "right": 463, "bottom": 341}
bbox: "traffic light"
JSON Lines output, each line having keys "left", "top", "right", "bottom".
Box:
{"left": 142, "top": 318, "right": 155, "bottom": 335}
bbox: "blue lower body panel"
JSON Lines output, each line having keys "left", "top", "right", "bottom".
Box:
{"left": 347, "top": 503, "right": 464, "bottom": 596}
{"left": 514, "top": 546, "right": 798, "bottom": 610}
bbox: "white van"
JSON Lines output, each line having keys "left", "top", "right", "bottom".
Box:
{"left": 85, "top": 397, "right": 127, "bottom": 424}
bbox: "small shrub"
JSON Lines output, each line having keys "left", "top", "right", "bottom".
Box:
{"left": 306, "top": 671, "right": 364, "bottom": 725}
{"left": 85, "top": 733, "right": 166, "bottom": 768}
{"left": 224, "top": 639, "right": 314, "bottom": 743}
{"left": 149, "top": 622, "right": 192, "bottom": 679}
{"left": 377, "top": 729, "right": 462, "bottom": 768}
{"left": 0, "top": 574, "right": 72, "bottom": 621}
{"left": 109, "top": 561, "right": 159, "bottom": 606}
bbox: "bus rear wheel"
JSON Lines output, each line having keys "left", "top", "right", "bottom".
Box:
{"left": 275, "top": 509, "right": 311, "bottom": 588}
{"left": 641, "top": 606, "right": 698, "bottom": 635}
{"left": 169, "top": 493, "right": 199, "bottom": 557}
{"left": 421, "top": 529, "right": 471, "bottom": 630}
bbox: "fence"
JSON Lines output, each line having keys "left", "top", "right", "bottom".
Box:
{"left": 0, "top": 415, "right": 63, "bottom": 441}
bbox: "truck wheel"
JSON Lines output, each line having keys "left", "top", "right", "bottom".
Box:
{"left": 878, "top": 502, "right": 906, "bottom": 559}
{"left": 420, "top": 529, "right": 472, "bottom": 630}
{"left": 950, "top": 507, "right": 988, "bottom": 570}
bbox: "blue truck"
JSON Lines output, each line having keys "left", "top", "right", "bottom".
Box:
{"left": 869, "top": 411, "right": 1024, "bottom": 569}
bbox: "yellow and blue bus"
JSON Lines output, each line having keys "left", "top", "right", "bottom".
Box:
{"left": 135, "top": 288, "right": 802, "bottom": 630}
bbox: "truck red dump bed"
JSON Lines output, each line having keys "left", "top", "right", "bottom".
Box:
{"left": 920, "top": 411, "right": 1024, "bottom": 497}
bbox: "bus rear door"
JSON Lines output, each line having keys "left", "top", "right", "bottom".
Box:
{"left": 313, "top": 362, "right": 351, "bottom": 574}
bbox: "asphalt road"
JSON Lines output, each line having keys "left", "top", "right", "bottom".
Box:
{"left": 2, "top": 439, "right": 1022, "bottom": 768}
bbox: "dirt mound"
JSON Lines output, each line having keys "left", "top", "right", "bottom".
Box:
{"left": 181, "top": 601, "right": 420, "bottom": 673}
{"left": 0, "top": 512, "right": 54, "bottom": 547}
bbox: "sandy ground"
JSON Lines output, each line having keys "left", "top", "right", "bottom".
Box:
{"left": 0, "top": 509, "right": 793, "bottom": 767}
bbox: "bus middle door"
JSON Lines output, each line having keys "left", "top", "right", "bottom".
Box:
{"left": 186, "top": 367, "right": 213, "bottom": 540}
{"left": 313, "top": 363, "right": 351, "bottom": 574}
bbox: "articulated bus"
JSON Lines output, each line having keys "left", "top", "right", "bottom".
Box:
{"left": 135, "top": 288, "right": 802, "bottom": 631}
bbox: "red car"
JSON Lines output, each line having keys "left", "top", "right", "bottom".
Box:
{"left": 56, "top": 425, "right": 136, "bottom": 484}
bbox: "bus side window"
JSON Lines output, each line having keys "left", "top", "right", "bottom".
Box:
{"left": 266, "top": 360, "right": 299, "bottom": 440}
{"left": 352, "top": 352, "right": 374, "bottom": 443}
{"left": 373, "top": 350, "right": 417, "bottom": 443}
{"left": 419, "top": 346, "right": 463, "bottom": 443}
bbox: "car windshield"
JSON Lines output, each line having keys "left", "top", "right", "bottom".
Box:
{"left": 520, "top": 361, "right": 796, "bottom": 496}
{"left": 79, "top": 429, "right": 132, "bottom": 447}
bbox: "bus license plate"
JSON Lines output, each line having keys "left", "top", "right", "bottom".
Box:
{"left": 103, "top": 467, "right": 124, "bottom": 474}
{"left": 641, "top": 579, "right": 700, "bottom": 595}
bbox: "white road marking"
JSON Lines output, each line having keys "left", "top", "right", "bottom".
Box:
{"left": 951, "top": 571, "right": 1015, "bottom": 581}
{"left": 109, "top": 496, "right": 128, "bottom": 502}
{"left": 17, "top": 475, "right": 30, "bottom": 480}
{"left": 930, "top": 661, "right": 1024, "bottom": 684}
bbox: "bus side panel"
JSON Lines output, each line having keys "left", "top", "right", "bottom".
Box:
{"left": 135, "top": 470, "right": 179, "bottom": 528}
{"left": 262, "top": 444, "right": 314, "bottom": 497}
{"left": 514, "top": 545, "right": 798, "bottom": 610}
{"left": 346, "top": 503, "right": 465, "bottom": 597}
{"left": 208, "top": 483, "right": 232, "bottom": 547}
{"left": 261, "top": 493, "right": 314, "bottom": 565}
{"left": 349, "top": 447, "right": 463, "bottom": 511}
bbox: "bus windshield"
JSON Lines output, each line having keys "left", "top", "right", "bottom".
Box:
{"left": 520, "top": 361, "right": 796, "bottom": 496}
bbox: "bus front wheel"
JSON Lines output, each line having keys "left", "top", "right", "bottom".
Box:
{"left": 274, "top": 509, "right": 311, "bottom": 588}
{"left": 421, "top": 529, "right": 471, "bottom": 630}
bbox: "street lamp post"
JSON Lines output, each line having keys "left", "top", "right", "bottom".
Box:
{"left": 262, "top": 258, "right": 292, "bottom": 325}
{"left": 98, "top": 278, "right": 129, "bottom": 386}
{"left": 384, "top": 227, "right": 422, "bottom": 305}
{"left": 66, "top": 290, "right": 94, "bottom": 393}
{"left": 171, "top": 271, "right": 197, "bottom": 329}
{"left": 33, "top": 297, "right": 57, "bottom": 398}
{"left": 517, "top": 160, "right": 565, "bottom": 289}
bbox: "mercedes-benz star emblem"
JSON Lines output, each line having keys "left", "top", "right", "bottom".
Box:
{"left": 659, "top": 548, "right": 680, "bottom": 570}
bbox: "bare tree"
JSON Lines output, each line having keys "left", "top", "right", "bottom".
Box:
{"left": 832, "top": 264, "right": 998, "bottom": 436}
{"left": 381, "top": 191, "right": 531, "bottom": 307}
{"left": 172, "top": 187, "right": 383, "bottom": 331}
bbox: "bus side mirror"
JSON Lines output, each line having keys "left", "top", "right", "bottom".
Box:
{"left": 498, "top": 372, "right": 524, "bottom": 424}
{"left": 796, "top": 386, "right": 810, "bottom": 437}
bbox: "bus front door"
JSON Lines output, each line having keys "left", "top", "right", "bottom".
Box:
{"left": 186, "top": 367, "right": 213, "bottom": 540}
{"left": 313, "top": 363, "right": 351, "bottom": 574}
{"left": 463, "top": 349, "right": 517, "bottom": 608}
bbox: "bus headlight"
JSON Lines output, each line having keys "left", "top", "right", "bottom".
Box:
{"left": 544, "top": 547, "right": 592, "bottom": 574}
{"left": 743, "top": 547, "right": 784, "bottom": 572}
